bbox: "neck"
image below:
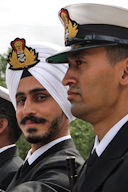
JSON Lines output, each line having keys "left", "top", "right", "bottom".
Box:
{"left": 31, "top": 143, "right": 43, "bottom": 154}
{"left": 0, "top": 139, "right": 12, "bottom": 148}
{"left": 93, "top": 110, "right": 128, "bottom": 141}
{"left": 31, "top": 134, "right": 70, "bottom": 154}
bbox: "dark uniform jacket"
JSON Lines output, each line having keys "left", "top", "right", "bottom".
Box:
{"left": 0, "top": 146, "right": 23, "bottom": 190}
{"left": 74, "top": 121, "right": 128, "bottom": 192}
{"left": 6, "top": 139, "right": 84, "bottom": 192}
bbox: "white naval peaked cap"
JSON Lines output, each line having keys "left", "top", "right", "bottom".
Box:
{"left": 0, "top": 86, "right": 10, "bottom": 102}
{"left": 47, "top": 3, "right": 128, "bottom": 64}
{"left": 0, "top": 86, "right": 17, "bottom": 116}
{"left": 6, "top": 38, "right": 75, "bottom": 122}
{"left": 62, "top": 3, "right": 128, "bottom": 26}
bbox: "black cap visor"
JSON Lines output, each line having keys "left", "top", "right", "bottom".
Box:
{"left": 46, "top": 41, "right": 118, "bottom": 64}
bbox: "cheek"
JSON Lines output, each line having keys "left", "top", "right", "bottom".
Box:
{"left": 39, "top": 102, "right": 62, "bottom": 120}
{"left": 79, "top": 72, "right": 99, "bottom": 97}
{"left": 16, "top": 109, "right": 22, "bottom": 123}
{"left": 79, "top": 69, "right": 114, "bottom": 102}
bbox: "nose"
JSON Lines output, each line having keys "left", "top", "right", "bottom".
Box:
{"left": 23, "top": 98, "right": 36, "bottom": 116}
{"left": 62, "top": 68, "right": 77, "bottom": 87}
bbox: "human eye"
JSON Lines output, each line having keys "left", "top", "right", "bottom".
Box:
{"left": 75, "top": 59, "right": 86, "bottom": 68}
{"left": 16, "top": 96, "right": 26, "bottom": 106}
{"left": 76, "top": 59, "right": 83, "bottom": 65}
{"left": 68, "top": 58, "right": 84, "bottom": 69}
{"left": 34, "top": 93, "right": 49, "bottom": 102}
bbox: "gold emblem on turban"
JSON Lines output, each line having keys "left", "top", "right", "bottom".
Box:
{"left": 8, "top": 38, "right": 39, "bottom": 70}
{"left": 59, "top": 9, "right": 78, "bottom": 42}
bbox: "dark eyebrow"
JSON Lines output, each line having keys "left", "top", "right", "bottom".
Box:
{"left": 29, "top": 88, "right": 47, "bottom": 95}
{"left": 16, "top": 92, "right": 24, "bottom": 99}
{"left": 16, "top": 88, "right": 47, "bottom": 99}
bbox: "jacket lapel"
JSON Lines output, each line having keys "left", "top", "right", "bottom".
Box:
{"left": 0, "top": 146, "right": 17, "bottom": 166}
{"left": 78, "top": 121, "right": 128, "bottom": 192}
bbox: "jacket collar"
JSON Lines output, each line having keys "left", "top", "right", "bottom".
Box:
{"left": 77, "top": 121, "right": 128, "bottom": 192}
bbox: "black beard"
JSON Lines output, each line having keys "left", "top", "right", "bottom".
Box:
{"left": 25, "top": 113, "right": 64, "bottom": 145}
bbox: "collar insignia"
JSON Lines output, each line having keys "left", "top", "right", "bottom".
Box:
{"left": 59, "top": 9, "right": 78, "bottom": 42}
{"left": 8, "top": 38, "right": 40, "bottom": 70}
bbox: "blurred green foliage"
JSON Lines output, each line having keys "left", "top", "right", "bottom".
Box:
{"left": 0, "top": 53, "right": 8, "bottom": 87}
{"left": 71, "top": 119, "right": 95, "bottom": 159}
{"left": 0, "top": 50, "right": 95, "bottom": 160}
{"left": 16, "top": 135, "right": 31, "bottom": 160}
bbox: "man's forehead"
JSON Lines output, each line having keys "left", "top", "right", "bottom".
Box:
{"left": 68, "top": 47, "right": 105, "bottom": 59}
{"left": 16, "top": 76, "right": 46, "bottom": 95}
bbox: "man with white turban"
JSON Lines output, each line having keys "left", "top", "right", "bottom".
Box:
{"left": 5, "top": 38, "right": 84, "bottom": 192}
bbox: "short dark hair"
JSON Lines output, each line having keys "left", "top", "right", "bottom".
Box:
{"left": 105, "top": 45, "right": 128, "bottom": 65}
{"left": 0, "top": 97, "right": 21, "bottom": 143}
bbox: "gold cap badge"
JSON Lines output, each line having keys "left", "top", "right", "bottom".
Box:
{"left": 59, "top": 9, "right": 78, "bottom": 42}
{"left": 8, "top": 38, "right": 40, "bottom": 70}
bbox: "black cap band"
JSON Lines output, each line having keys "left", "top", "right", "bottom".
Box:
{"left": 66, "top": 24, "right": 128, "bottom": 46}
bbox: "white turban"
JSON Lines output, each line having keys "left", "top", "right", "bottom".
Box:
{"left": 6, "top": 43, "right": 75, "bottom": 122}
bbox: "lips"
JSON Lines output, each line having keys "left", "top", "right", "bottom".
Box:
{"left": 24, "top": 120, "right": 38, "bottom": 127}
{"left": 67, "top": 89, "right": 79, "bottom": 101}
{"left": 25, "top": 120, "right": 35, "bottom": 125}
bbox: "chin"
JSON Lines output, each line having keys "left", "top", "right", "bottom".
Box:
{"left": 71, "top": 105, "right": 80, "bottom": 117}
{"left": 26, "top": 136, "right": 42, "bottom": 144}
{"left": 71, "top": 105, "right": 86, "bottom": 120}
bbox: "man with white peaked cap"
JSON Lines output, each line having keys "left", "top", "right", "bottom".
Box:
{"left": 47, "top": 3, "right": 128, "bottom": 192}
{"left": 0, "top": 86, "right": 23, "bottom": 190}
{"left": 5, "top": 38, "right": 84, "bottom": 192}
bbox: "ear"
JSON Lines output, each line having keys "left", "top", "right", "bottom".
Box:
{"left": 0, "top": 118, "right": 8, "bottom": 134}
{"left": 120, "top": 58, "right": 128, "bottom": 86}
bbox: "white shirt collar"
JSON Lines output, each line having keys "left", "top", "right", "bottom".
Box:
{"left": 0, "top": 144, "right": 16, "bottom": 153}
{"left": 26, "top": 135, "right": 71, "bottom": 165}
{"left": 93, "top": 114, "right": 128, "bottom": 156}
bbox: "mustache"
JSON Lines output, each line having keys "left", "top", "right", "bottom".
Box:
{"left": 68, "top": 84, "right": 80, "bottom": 91}
{"left": 20, "top": 115, "right": 47, "bottom": 125}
